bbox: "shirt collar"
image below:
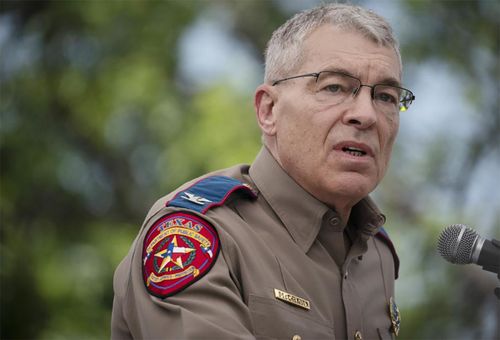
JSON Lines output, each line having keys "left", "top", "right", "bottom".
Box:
{"left": 349, "top": 196, "right": 386, "bottom": 245}
{"left": 249, "top": 147, "right": 330, "bottom": 253}
{"left": 248, "top": 147, "right": 386, "bottom": 252}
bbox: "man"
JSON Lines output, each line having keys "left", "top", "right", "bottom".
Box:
{"left": 112, "top": 3, "right": 414, "bottom": 339}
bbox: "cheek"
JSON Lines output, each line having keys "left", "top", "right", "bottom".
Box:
{"left": 379, "top": 122, "right": 399, "bottom": 173}
{"left": 381, "top": 114, "right": 399, "bottom": 147}
{"left": 276, "top": 103, "right": 315, "bottom": 145}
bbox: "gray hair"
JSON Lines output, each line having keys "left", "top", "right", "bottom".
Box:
{"left": 264, "top": 3, "right": 401, "bottom": 83}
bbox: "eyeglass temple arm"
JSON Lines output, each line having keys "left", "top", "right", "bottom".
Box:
{"left": 272, "top": 73, "right": 320, "bottom": 86}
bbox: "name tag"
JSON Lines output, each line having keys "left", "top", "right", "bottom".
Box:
{"left": 274, "top": 288, "right": 311, "bottom": 311}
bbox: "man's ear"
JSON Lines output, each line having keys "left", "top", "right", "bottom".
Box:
{"left": 254, "top": 84, "right": 278, "bottom": 136}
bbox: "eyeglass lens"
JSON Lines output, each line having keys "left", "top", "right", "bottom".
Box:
{"left": 313, "top": 72, "right": 412, "bottom": 113}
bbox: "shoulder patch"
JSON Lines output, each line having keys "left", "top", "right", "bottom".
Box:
{"left": 142, "top": 212, "right": 220, "bottom": 298}
{"left": 166, "top": 176, "right": 256, "bottom": 214}
{"left": 375, "top": 227, "right": 400, "bottom": 279}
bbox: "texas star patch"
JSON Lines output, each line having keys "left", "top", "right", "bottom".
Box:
{"left": 142, "top": 212, "right": 220, "bottom": 298}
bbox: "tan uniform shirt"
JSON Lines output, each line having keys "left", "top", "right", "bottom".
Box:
{"left": 112, "top": 147, "right": 398, "bottom": 340}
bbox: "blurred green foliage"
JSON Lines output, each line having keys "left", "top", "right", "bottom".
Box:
{"left": 1, "top": 0, "right": 499, "bottom": 339}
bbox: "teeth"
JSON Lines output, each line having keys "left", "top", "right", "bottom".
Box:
{"left": 346, "top": 150, "right": 363, "bottom": 156}
{"left": 342, "top": 146, "right": 366, "bottom": 156}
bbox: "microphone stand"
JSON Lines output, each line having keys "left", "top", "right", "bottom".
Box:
{"left": 485, "top": 239, "right": 500, "bottom": 300}
{"left": 495, "top": 272, "right": 499, "bottom": 300}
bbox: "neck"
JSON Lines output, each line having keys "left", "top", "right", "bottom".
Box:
{"left": 333, "top": 205, "right": 352, "bottom": 224}
{"left": 265, "top": 142, "right": 361, "bottom": 224}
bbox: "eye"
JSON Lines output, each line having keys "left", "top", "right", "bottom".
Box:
{"left": 373, "top": 85, "right": 401, "bottom": 105}
{"left": 375, "top": 92, "right": 398, "bottom": 104}
{"left": 322, "top": 83, "right": 349, "bottom": 94}
{"left": 315, "top": 72, "right": 359, "bottom": 99}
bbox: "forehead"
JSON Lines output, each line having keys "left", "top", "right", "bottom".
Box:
{"left": 300, "top": 25, "right": 401, "bottom": 82}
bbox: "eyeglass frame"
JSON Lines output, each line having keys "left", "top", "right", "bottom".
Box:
{"left": 271, "top": 70, "right": 416, "bottom": 112}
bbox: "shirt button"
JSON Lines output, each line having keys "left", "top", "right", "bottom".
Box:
{"left": 291, "top": 335, "right": 302, "bottom": 340}
{"left": 329, "top": 217, "right": 340, "bottom": 226}
{"left": 354, "top": 330, "right": 363, "bottom": 340}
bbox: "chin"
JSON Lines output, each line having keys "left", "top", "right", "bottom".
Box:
{"left": 325, "top": 174, "right": 376, "bottom": 199}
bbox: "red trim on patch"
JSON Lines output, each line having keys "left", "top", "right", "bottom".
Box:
{"left": 200, "top": 184, "right": 255, "bottom": 214}
{"left": 142, "top": 212, "right": 220, "bottom": 298}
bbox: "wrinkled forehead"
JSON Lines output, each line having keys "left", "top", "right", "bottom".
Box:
{"left": 299, "top": 25, "right": 402, "bottom": 81}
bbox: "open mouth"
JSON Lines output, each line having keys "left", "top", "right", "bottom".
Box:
{"left": 342, "top": 146, "right": 367, "bottom": 157}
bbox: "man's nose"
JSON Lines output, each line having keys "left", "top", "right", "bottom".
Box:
{"left": 342, "top": 86, "right": 378, "bottom": 128}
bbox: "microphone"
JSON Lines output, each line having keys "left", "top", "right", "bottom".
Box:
{"left": 437, "top": 224, "right": 500, "bottom": 275}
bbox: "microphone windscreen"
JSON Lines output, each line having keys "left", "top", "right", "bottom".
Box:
{"left": 437, "top": 224, "right": 478, "bottom": 264}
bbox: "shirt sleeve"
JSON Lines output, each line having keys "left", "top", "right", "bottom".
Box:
{"left": 111, "top": 219, "right": 256, "bottom": 340}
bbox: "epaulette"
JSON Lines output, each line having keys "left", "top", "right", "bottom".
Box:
{"left": 166, "top": 175, "right": 257, "bottom": 214}
{"left": 375, "top": 227, "right": 400, "bottom": 279}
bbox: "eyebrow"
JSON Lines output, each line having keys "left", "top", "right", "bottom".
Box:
{"left": 378, "top": 77, "right": 402, "bottom": 88}
{"left": 323, "top": 67, "right": 402, "bottom": 88}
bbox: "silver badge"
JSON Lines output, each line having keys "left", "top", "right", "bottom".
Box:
{"left": 181, "top": 192, "right": 212, "bottom": 205}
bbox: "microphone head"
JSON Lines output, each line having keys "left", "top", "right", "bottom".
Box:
{"left": 437, "top": 224, "right": 478, "bottom": 264}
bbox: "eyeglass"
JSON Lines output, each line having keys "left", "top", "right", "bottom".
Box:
{"left": 272, "top": 70, "right": 415, "bottom": 113}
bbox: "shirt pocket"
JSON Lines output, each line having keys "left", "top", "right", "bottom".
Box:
{"left": 249, "top": 294, "right": 334, "bottom": 340}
